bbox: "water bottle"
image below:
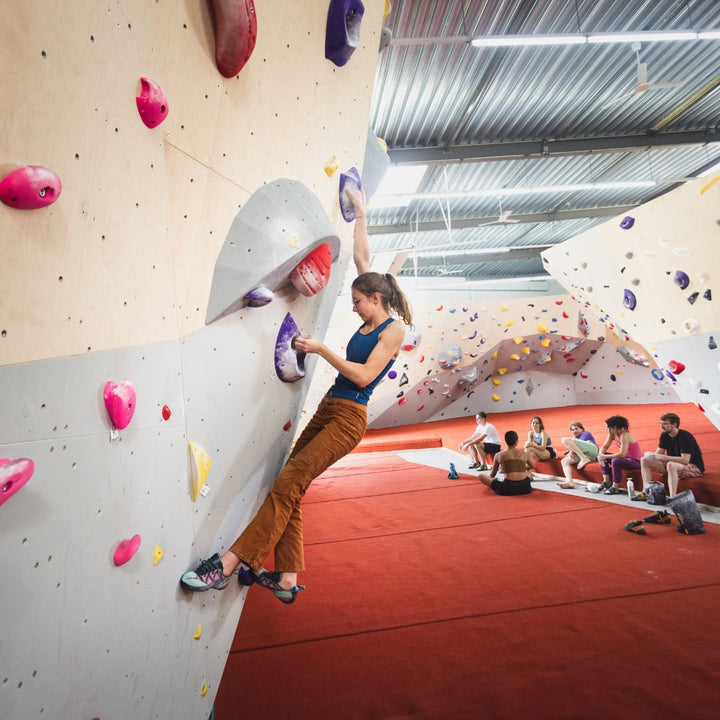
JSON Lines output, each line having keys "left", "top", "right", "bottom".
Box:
{"left": 626, "top": 478, "right": 635, "bottom": 498}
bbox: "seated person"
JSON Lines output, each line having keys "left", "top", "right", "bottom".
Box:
{"left": 635, "top": 412, "right": 704, "bottom": 499}
{"left": 557, "top": 421, "right": 599, "bottom": 489}
{"left": 597, "top": 415, "right": 642, "bottom": 495}
{"left": 478, "top": 430, "right": 535, "bottom": 496}
{"left": 524, "top": 415, "right": 556, "bottom": 462}
{"left": 459, "top": 411, "right": 502, "bottom": 470}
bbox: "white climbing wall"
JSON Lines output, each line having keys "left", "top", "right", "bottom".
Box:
{"left": 309, "top": 285, "right": 678, "bottom": 430}
{"left": 542, "top": 176, "right": 720, "bottom": 431}
{"left": 0, "top": 1, "right": 386, "bottom": 718}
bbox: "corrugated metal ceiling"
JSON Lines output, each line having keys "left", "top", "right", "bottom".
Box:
{"left": 367, "top": 0, "right": 720, "bottom": 282}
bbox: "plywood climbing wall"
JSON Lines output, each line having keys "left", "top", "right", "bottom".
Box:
{"left": 0, "top": 1, "right": 386, "bottom": 718}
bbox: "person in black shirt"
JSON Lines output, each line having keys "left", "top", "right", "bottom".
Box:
{"left": 637, "top": 413, "right": 704, "bottom": 498}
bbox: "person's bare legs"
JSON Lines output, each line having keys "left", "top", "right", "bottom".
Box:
{"left": 564, "top": 437, "right": 592, "bottom": 469}
{"left": 477, "top": 472, "right": 493, "bottom": 487}
{"left": 666, "top": 461, "right": 684, "bottom": 496}
{"left": 558, "top": 452, "right": 577, "bottom": 487}
{"left": 220, "top": 551, "right": 297, "bottom": 589}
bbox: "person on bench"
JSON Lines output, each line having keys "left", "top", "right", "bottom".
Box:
{"left": 557, "top": 421, "right": 599, "bottom": 489}
{"left": 459, "top": 411, "right": 502, "bottom": 470}
{"left": 524, "top": 415, "right": 556, "bottom": 462}
{"left": 597, "top": 415, "right": 643, "bottom": 495}
{"left": 634, "top": 412, "right": 705, "bottom": 500}
{"left": 478, "top": 430, "right": 535, "bottom": 496}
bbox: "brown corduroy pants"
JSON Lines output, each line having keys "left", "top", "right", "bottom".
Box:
{"left": 229, "top": 396, "right": 367, "bottom": 572}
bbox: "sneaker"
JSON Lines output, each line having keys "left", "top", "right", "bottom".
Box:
{"left": 598, "top": 480, "right": 613, "bottom": 493}
{"left": 253, "top": 570, "right": 305, "bottom": 604}
{"left": 625, "top": 519, "right": 646, "bottom": 535}
{"left": 180, "top": 554, "right": 230, "bottom": 592}
{"left": 468, "top": 462, "right": 480, "bottom": 469}
{"left": 604, "top": 486, "right": 620, "bottom": 495}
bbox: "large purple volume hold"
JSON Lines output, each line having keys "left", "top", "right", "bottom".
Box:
{"left": 339, "top": 167, "right": 362, "bottom": 222}
{"left": 325, "top": 0, "right": 365, "bottom": 67}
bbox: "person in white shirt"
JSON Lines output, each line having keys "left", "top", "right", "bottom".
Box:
{"left": 459, "top": 411, "right": 502, "bottom": 470}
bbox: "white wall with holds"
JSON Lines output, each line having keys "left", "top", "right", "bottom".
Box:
{"left": 0, "top": 1, "right": 386, "bottom": 718}
{"left": 542, "top": 176, "right": 720, "bottom": 431}
{"left": 309, "top": 286, "right": 677, "bottom": 430}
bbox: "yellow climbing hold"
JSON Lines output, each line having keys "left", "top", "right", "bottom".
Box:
{"left": 492, "top": 393, "right": 500, "bottom": 402}
{"left": 153, "top": 545, "right": 164, "bottom": 566}
{"left": 194, "top": 624, "right": 202, "bottom": 640}
{"left": 324, "top": 155, "right": 338, "bottom": 177}
{"left": 513, "top": 336, "right": 524, "bottom": 344}
{"left": 500, "top": 305, "right": 509, "bottom": 311}
{"left": 700, "top": 172, "right": 720, "bottom": 195}
{"left": 201, "top": 682, "right": 208, "bottom": 697}
{"left": 492, "top": 377, "right": 502, "bottom": 386}
{"left": 537, "top": 323, "right": 547, "bottom": 333}
{"left": 521, "top": 346, "right": 530, "bottom": 355}
{"left": 383, "top": 0, "right": 392, "bottom": 19}
{"left": 189, "top": 442, "right": 211, "bottom": 501}
{"left": 286, "top": 235, "right": 300, "bottom": 249}
{"left": 497, "top": 367, "right": 508, "bottom": 375}
{"left": 541, "top": 338, "right": 551, "bottom": 347}
{"left": 505, "top": 319, "right": 514, "bottom": 327}
{"left": 377, "top": 136, "right": 388, "bottom": 152}
{"left": 510, "top": 353, "right": 520, "bottom": 360}
{"left": 491, "top": 351, "right": 498, "bottom": 359}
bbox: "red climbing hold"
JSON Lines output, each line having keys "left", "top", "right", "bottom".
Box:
{"left": 289, "top": 243, "right": 332, "bottom": 296}
{"left": 0, "top": 165, "right": 62, "bottom": 209}
{"left": 283, "top": 420, "right": 292, "bottom": 431}
{"left": 209, "top": 0, "right": 258, "bottom": 78}
{"left": 162, "top": 405, "right": 172, "bottom": 421}
{"left": 667, "top": 360, "right": 686, "bottom": 375}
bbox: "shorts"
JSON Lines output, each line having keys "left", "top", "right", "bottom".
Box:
{"left": 483, "top": 443, "right": 501, "bottom": 457}
{"left": 547, "top": 447, "right": 556, "bottom": 459}
{"left": 679, "top": 463, "right": 703, "bottom": 480}
{"left": 570, "top": 439, "right": 598, "bottom": 461}
{"left": 490, "top": 477, "right": 532, "bottom": 496}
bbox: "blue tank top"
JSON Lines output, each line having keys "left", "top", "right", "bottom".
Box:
{"left": 327, "top": 317, "right": 396, "bottom": 405}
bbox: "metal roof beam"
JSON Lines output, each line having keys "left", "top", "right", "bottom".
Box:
{"left": 387, "top": 130, "right": 719, "bottom": 165}
{"left": 408, "top": 245, "right": 552, "bottom": 268}
{"left": 367, "top": 204, "right": 635, "bottom": 235}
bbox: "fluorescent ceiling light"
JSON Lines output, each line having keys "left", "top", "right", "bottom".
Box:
{"left": 368, "top": 164, "right": 428, "bottom": 209}
{"left": 469, "top": 30, "right": 709, "bottom": 48}
{"left": 373, "top": 180, "right": 655, "bottom": 207}
{"left": 587, "top": 31, "right": 697, "bottom": 43}
{"left": 471, "top": 34, "right": 585, "bottom": 47}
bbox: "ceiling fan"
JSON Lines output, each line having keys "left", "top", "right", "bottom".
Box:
{"left": 601, "top": 42, "right": 683, "bottom": 110}
{"left": 478, "top": 197, "right": 519, "bottom": 227}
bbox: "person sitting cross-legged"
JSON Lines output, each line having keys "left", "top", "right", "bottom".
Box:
{"left": 478, "top": 430, "right": 535, "bottom": 496}
{"left": 459, "top": 411, "right": 502, "bottom": 470}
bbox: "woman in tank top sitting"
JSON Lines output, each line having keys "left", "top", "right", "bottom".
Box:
{"left": 478, "top": 430, "right": 535, "bottom": 496}
{"left": 524, "top": 415, "right": 556, "bottom": 462}
{"left": 597, "top": 414, "right": 643, "bottom": 495}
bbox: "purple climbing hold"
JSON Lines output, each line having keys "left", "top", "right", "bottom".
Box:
{"left": 339, "top": 167, "right": 362, "bottom": 222}
{"left": 622, "top": 288, "right": 637, "bottom": 311}
{"left": 244, "top": 286, "right": 274, "bottom": 307}
{"left": 325, "top": 0, "right": 365, "bottom": 67}
{"left": 387, "top": 370, "right": 397, "bottom": 380}
{"left": 274, "top": 313, "right": 306, "bottom": 382}
{"left": 619, "top": 216, "right": 635, "bottom": 230}
{"left": 673, "top": 271, "right": 689, "bottom": 290}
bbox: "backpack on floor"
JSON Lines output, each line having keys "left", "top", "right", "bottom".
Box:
{"left": 646, "top": 481, "right": 666, "bottom": 506}
{"left": 666, "top": 489, "right": 706, "bottom": 535}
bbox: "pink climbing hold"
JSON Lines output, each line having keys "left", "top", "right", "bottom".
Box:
{"left": 113, "top": 534, "right": 141, "bottom": 566}
{"left": 136, "top": 77, "right": 169, "bottom": 128}
{"left": 103, "top": 380, "right": 136, "bottom": 430}
{"left": 0, "top": 458, "right": 34, "bottom": 507}
{"left": 209, "top": 0, "right": 258, "bottom": 78}
{"left": 0, "top": 165, "right": 62, "bottom": 209}
{"left": 289, "top": 243, "right": 332, "bottom": 296}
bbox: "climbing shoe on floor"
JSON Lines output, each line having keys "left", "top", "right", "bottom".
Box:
{"left": 644, "top": 510, "right": 672, "bottom": 525}
{"left": 625, "top": 520, "right": 646, "bottom": 535}
{"left": 180, "top": 554, "right": 231, "bottom": 591}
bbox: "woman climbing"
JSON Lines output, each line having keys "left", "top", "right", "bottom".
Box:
{"left": 181, "top": 188, "right": 413, "bottom": 603}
